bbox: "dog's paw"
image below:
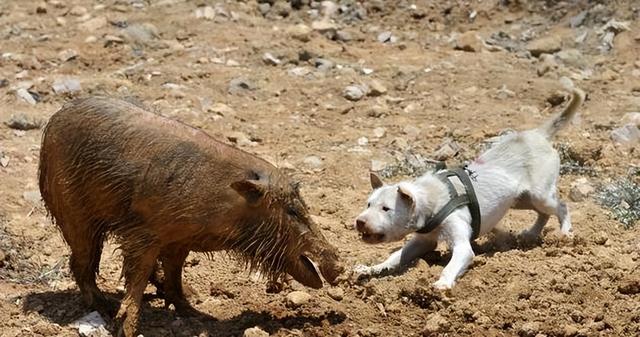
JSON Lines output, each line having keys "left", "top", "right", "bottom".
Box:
{"left": 352, "top": 264, "right": 372, "bottom": 275}
{"left": 432, "top": 279, "right": 453, "bottom": 290}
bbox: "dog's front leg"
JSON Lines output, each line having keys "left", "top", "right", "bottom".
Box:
{"left": 433, "top": 216, "right": 475, "bottom": 289}
{"left": 354, "top": 232, "right": 438, "bottom": 276}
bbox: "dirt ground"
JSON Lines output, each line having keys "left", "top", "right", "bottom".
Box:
{"left": 1, "top": 0, "right": 639, "bottom": 336}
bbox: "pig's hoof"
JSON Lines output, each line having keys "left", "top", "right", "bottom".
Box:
{"left": 432, "top": 279, "right": 453, "bottom": 290}
{"left": 172, "top": 300, "right": 201, "bottom": 317}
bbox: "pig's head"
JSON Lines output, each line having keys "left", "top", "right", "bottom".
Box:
{"left": 229, "top": 170, "right": 343, "bottom": 289}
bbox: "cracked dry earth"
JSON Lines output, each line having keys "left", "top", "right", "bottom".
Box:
{"left": 0, "top": 0, "right": 639, "bottom": 337}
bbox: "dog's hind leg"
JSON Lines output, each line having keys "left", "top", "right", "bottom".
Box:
{"left": 530, "top": 192, "right": 572, "bottom": 237}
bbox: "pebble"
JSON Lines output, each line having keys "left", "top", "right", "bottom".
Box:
{"left": 357, "top": 137, "right": 369, "bottom": 146}
{"left": 519, "top": 321, "right": 541, "bottom": 337}
{"left": 0, "top": 153, "right": 9, "bottom": 168}
{"left": 593, "top": 231, "right": 608, "bottom": 245}
{"left": 262, "top": 52, "right": 281, "bottom": 66}
{"left": 569, "top": 177, "right": 594, "bottom": 202}
{"left": 52, "top": 77, "right": 82, "bottom": 94}
{"left": 69, "top": 5, "right": 87, "bottom": 16}
{"left": 79, "top": 16, "right": 107, "bottom": 31}
{"left": 16, "top": 88, "right": 36, "bottom": 105}
{"left": 257, "top": 3, "right": 271, "bottom": 16}
{"left": 286, "top": 290, "right": 312, "bottom": 307}
{"left": 311, "top": 20, "right": 338, "bottom": 34}
{"left": 5, "top": 113, "right": 41, "bottom": 130}
{"left": 422, "top": 313, "right": 447, "bottom": 334}
{"left": 343, "top": 85, "right": 366, "bottom": 101}
{"left": 370, "top": 160, "right": 388, "bottom": 172}
{"left": 562, "top": 324, "right": 579, "bottom": 337}
{"left": 228, "top": 77, "right": 256, "bottom": 94}
{"left": 526, "top": 35, "right": 562, "bottom": 57}
{"left": 288, "top": 67, "right": 312, "bottom": 77}
{"left": 367, "top": 80, "right": 387, "bottom": 97}
{"left": 373, "top": 127, "right": 386, "bottom": 138}
{"left": 610, "top": 124, "right": 640, "bottom": 146}
{"left": 454, "top": 31, "right": 483, "bottom": 52}
{"left": 327, "top": 287, "right": 344, "bottom": 301}
{"left": 303, "top": 156, "right": 323, "bottom": 169}
{"left": 335, "top": 30, "right": 352, "bottom": 42}
{"left": 314, "top": 58, "right": 334, "bottom": 72}
{"left": 377, "top": 31, "right": 398, "bottom": 43}
{"left": 402, "top": 125, "right": 420, "bottom": 138}
{"left": 226, "top": 131, "right": 256, "bottom": 147}
{"left": 433, "top": 139, "right": 460, "bottom": 161}
{"left": 243, "top": 327, "right": 269, "bottom": 337}
{"left": 194, "top": 6, "right": 215, "bottom": 20}
{"left": 496, "top": 85, "right": 515, "bottom": 100}
{"left": 58, "top": 49, "right": 78, "bottom": 62}
{"left": 288, "top": 24, "right": 312, "bottom": 42}
{"left": 622, "top": 112, "right": 640, "bottom": 126}
{"left": 23, "top": 190, "right": 41, "bottom": 205}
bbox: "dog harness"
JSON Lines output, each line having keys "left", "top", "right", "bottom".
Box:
{"left": 415, "top": 162, "right": 482, "bottom": 240}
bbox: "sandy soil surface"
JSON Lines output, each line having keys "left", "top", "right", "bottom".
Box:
{"left": 0, "top": 0, "right": 639, "bottom": 336}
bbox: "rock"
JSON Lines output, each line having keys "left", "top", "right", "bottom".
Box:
{"left": 79, "top": 16, "right": 107, "bottom": 31}
{"left": 243, "top": 326, "right": 269, "bottom": 337}
{"left": 69, "top": 5, "right": 87, "bottom": 16}
{"left": 367, "top": 80, "right": 387, "bottom": 97}
{"left": 433, "top": 139, "right": 460, "bottom": 161}
{"left": 207, "top": 103, "right": 236, "bottom": 117}
{"left": 71, "top": 311, "right": 110, "bottom": 337}
{"left": 403, "top": 125, "right": 420, "bottom": 138}
{"left": 286, "top": 291, "right": 312, "bottom": 307}
{"left": 546, "top": 91, "right": 566, "bottom": 106}
{"left": 314, "top": 58, "right": 334, "bottom": 72}
{"left": 496, "top": 85, "right": 515, "bottom": 100}
{"left": 593, "top": 231, "right": 608, "bottom": 245}
{"left": 357, "top": 137, "right": 369, "bottom": 146}
{"left": 618, "top": 277, "right": 640, "bottom": 295}
{"left": 555, "top": 49, "right": 586, "bottom": 69}
{"left": 288, "top": 67, "right": 312, "bottom": 77}
{"left": 526, "top": 35, "right": 562, "bottom": 57}
{"left": 194, "top": 6, "right": 215, "bottom": 20}
{"left": 537, "top": 54, "right": 558, "bottom": 76}
{"left": 569, "top": 178, "right": 594, "bottom": 202}
{"left": 422, "top": 313, "right": 447, "bottom": 335}
{"left": 16, "top": 88, "right": 36, "bottom": 105}
{"left": 377, "top": 31, "right": 398, "bottom": 43}
{"left": 622, "top": 112, "right": 640, "bottom": 126}
{"left": 569, "top": 11, "right": 587, "bottom": 28}
{"left": 52, "top": 77, "right": 82, "bottom": 94}
{"left": 370, "top": 160, "right": 388, "bottom": 172}
{"left": 562, "top": 325, "right": 579, "bottom": 337}
{"left": 367, "top": 105, "right": 386, "bottom": 117}
{"left": 270, "top": 1, "right": 291, "bottom": 18}
{"left": 327, "top": 287, "right": 344, "bottom": 301}
{"left": 311, "top": 20, "right": 337, "bottom": 34}
{"left": 610, "top": 124, "right": 640, "bottom": 146}
{"left": 454, "top": 31, "right": 483, "bottom": 52}
{"left": 124, "top": 23, "right": 159, "bottom": 46}
{"left": 58, "top": 49, "right": 78, "bottom": 62}
{"left": 262, "top": 52, "right": 281, "bottom": 66}
{"left": 519, "top": 321, "right": 541, "bottom": 337}
{"left": 335, "top": 30, "right": 352, "bottom": 42}
{"left": 226, "top": 132, "right": 256, "bottom": 147}
{"left": 257, "top": 3, "right": 271, "bottom": 16}
{"left": 373, "top": 127, "right": 386, "bottom": 138}
{"left": 343, "top": 85, "right": 366, "bottom": 101}
{"left": 0, "top": 153, "right": 9, "bottom": 168}
{"left": 5, "top": 113, "right": 41, "bottom": 130}
{"left": 288, "top": 24, "right": 312, "bottom": 42}
{"left": 302, "top": 156, "right": 323, "bottom": 170}
{"left": 23, "top": 190, "right": 42, "bottom": 205}
{"left": 228, "top": 78, "right": 256, "bottom": 94}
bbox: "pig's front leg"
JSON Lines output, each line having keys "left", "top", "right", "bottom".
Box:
{"left": 354, "top": 232, "right": 438, "bottom": 277}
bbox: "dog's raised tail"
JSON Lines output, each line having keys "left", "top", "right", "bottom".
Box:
{"left": 538, "top": 86, "right": 585, "bottom": 139}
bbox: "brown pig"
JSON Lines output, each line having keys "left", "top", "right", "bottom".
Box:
{"left": 38, "top": 96, "right": 343, "bottom": 337}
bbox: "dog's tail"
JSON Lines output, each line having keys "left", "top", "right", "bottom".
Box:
{"left": 537, "top": 86, "right": 585, "bottom": 139}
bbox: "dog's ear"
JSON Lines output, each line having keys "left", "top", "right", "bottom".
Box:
{"left": 370, "top": 172, "right": 384, "bottom": 189}
{"left": 397, "top": 185, "right": 415, "bottom": 210}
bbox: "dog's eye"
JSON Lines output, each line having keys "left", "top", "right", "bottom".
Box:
{"left": 367, "top": 202, "right": 371, "bottom": 208}
{"left": 382, "top": 206, "right": 391, "bottom": 212}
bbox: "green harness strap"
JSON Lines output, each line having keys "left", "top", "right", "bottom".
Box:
{"left": 415, "top": 164, "right": 482, "bottom": 240}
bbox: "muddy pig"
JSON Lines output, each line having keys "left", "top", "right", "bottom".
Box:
{"left": 38, "top": 96, "right": 343, "bottom": 337}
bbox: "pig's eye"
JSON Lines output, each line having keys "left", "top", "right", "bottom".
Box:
{"left": 286, "top": 207, "right": 299, "bottom": 217}
{"left": 382, "top": 206, "right": 391, "bottom": 212}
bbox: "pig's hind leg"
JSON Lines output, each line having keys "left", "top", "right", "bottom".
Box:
{"left": 158, "top": 245, "right": 201, "bottom": 316}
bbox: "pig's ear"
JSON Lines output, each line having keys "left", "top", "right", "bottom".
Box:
{"left": 370, "top": 172, "right": 384, "bottom": 189}
{"left": 397, "top": 185, "right": 415, "bottom": 210}
{"left": 231, "top": 179, "right": 266, "bottom": 204}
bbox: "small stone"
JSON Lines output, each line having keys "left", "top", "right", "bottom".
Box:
{"left": 367, "top": 105, "right": 386, "bottom": 118}
{"left": 79, "top": 16, "right": 107, "bottom": 31}
{"left": 422, "top": 313, "right": 447, "bottom": 334}
{"left": 569, "top": 178, "right": 594, "bottom": 202}
{"left": 16, "top": 88, "right": 36, "bottom": 105}
{"left": 496, "top": 85, "right": 515, "bottom": 100}
{"left": 335, "top": 30, "right": 352, "bottom": 42}
{"left": 257, "top": 3, "right": 271, "bottom": 16}
{"left": 5, "top": 113, "right": 41, "bottom": 130}
{"left": 357, "top": 137, "right": 369, "bottom": 146}
{"left": 454, "top": 31, "right": 483, "bottom": 52}
{"left": 367, "top": 80, "right": 387, "bottom": 97}
{"left": 288, "top": 67, "right": 312, "bottom": 77}
{"left": 52, "top": 77, "right": 82, "bottom": 94}
{"left": 403, "top": 125, "right": 420, "bottom": 138}
{"left": 58, "top": 49, "right": 78, "bottom": 62}
{"left": 622, "top": 112, "right": 640, "bottom": 126}
{"left": 262, "top": 53, "right": 281, "bottom": 66}
{"left": 526, "top": 35, "right": 562, "bottom": 57}
{"left": 0, "top": 154, "right": 9, "bottom": 168}
{"left": 208, "top": 103, "right": 235, "bottom": 117}
{"left": 270, "top": 1, "right": 291, "bottom": 18}
{"left": 194, "top": 6, "right": 215, "bottom": 20}
{"left": 370, "top": 160, "right": 388, "bottom": 172}
{"left": 23, "top": 190, "right": 41, "bottom": 205}
{"left": 311, "top": 20, "right": 337, "bottom": 34}
{"left": 377, "top": 31, "right": 393, "bottom": 43}
{"left": 69, "top": 5, "right": 87, "bottom": 16}
{"left": 546, "top": 91, "right": 566, "bottom": 106}
{"left": 519, "top": 322, "right": 541, "bottom": 337}
{"left": 226, "top": 132, "right": 256, "bottom": 147}
{"left": 555, "top": 49, "right": 585, "bottom": 69}
{"left": 303, "top": 156, "right": 323, "bottom": 169}
{"left": 288, "top": 24, "right": 312, "bottom": 42}
{"left": 314, "top": 58, "right": 334, "bottom": 72}
{"left": 610, "top": 124, "right": 640, "bottom": 146}
{"left": 343, "top": 85, "right": 366, "bottom": 101}
{"left": 286, "top": 291, "right": 312, "bottom": 307}
{"left": 243, "top": 326, "right": 269, "bottom": 337}
{"left": 562, "top": 325, "right": 579, "bottom": 337}
{"left": 373, "top": 127, "right": 386, "bottom": 138}
{"left": 433, "top": 139, "right": 460, "bottom": 161}
{"left": 537, "top": 54, "right": 558, "bottom": 76}
{"left": 85, "top": 36, "right": 98, "bottom": 43}
{"left": 569, "top": 11, "right": 587, "bottom": 28}
{"left": 327, "top": 287, "right": 344, "bottom": 301}
{"left": 618, "top": 277, "right": 640, "bottom": 295}
{"left": 228, "top": 78, "right": 256, "bottom": 94}
{"left": 593, "top": 231, "right": 608, "bottom": 245}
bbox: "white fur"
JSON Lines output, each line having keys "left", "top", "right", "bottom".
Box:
{"left": 353, "top": 87, "right": 584, "bottom": 289}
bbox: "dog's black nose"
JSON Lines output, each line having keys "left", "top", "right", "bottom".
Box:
{"left": 355, "top": 219, "right": 366, "bottom": 231}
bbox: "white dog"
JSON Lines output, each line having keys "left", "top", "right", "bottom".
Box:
{"left": 353, "top": 85, "right": 585, "bottom": 289}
